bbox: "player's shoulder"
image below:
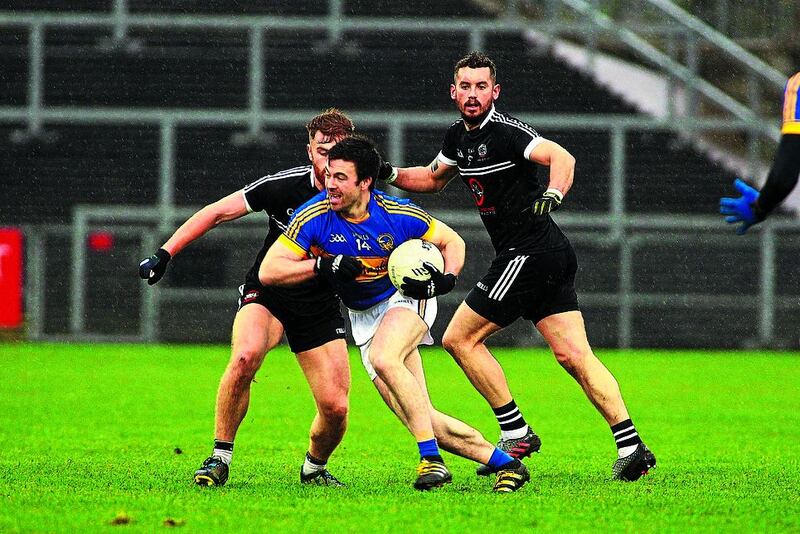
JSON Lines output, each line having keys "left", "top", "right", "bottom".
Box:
{"left": 489, "top": 110, "right": 539, "bottom": 137}
{"left": 243, "top": 165, "right": 312, "bottom": 192}
{"left": 291, "top": 190, "right": 330, "bottom": 223}
{"left": 373, "top": 190, "right": 432, "bottom": 222}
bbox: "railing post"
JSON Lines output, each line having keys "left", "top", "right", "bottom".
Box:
{"left": 618, "top": 235, "right": 633, "bottom": 349}
{"left": 113, "top": 0, "right": 129, "bottom": 42}
{"left": 328, "top": 0, "right": 343, "bottom": 44}
{"left": 70, "top": 209, "right": 88, "bottom": 335}
{"left": 249, "top": 26, "right": 264, "bottom": 138}
{"left": 159, "top": 120, "right": 176, "bottom": 235}
{"left": 28, "top": 23, "right": 43, "bottom": 135}
{"left": 24, "top": 227, "right": 45, "bottom": 340}
{"left": 747, "top": 71, "right": 761, "bottom": 179}
{"left": 685, "top": 32, "right": 699, "bottom": 121}
{"left": 140, "top": 230, "right": 159, "bottom": 342}
{"left": 470, "top": 29, "right": 484, "bottom": 52}
{"left": 610, "top": 126, "right": 626, "bottom": 238}
{"left": 759, "top": 224, "right": 776, "bottom": 347}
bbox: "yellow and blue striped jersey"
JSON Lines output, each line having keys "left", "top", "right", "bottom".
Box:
{"left": 279, "top": 189, "right": 435, "bottom": 310}
{"left": 782, "top": 71, "right": 800, "bottom": 135}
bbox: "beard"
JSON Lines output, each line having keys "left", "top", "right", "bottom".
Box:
{"left": 460, "top": 102, "right": 492, "bottom": 127}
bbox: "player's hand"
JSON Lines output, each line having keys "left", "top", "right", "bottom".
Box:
{"left": 531, "top": 189, "right": 563, "bottom": 215}
{"left": 377, "top": 161, "right": 398, "bottom": 184}
{"left": 314, "top": 254, "right": 362, "bottom": 284}
{"left": 719, "top": 179, "right": 765, "bottom": 235}
{"left": 138, "top": 248, "right": 171, "bottom": 285}
{"left": 401, "top": 262, "right": 457, "bottom": 299}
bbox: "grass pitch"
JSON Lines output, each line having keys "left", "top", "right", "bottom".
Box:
{"left": 1, "top": 343, "right": 799, "bottom": 532}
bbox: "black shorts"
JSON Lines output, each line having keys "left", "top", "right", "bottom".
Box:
{"left": 465, "top": 245, "right": 579, "bottom": 327}
{"left": 237, "top": 283, "right": 346, "bottom": 353}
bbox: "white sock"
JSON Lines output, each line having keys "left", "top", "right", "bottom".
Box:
{"left": 213, "top": 448, "right": 233, "bottom": 465}
{"left": 500, "top": 424, "right": 529, "bottom": 441}
{"left": 302, "top": 453, "right": 326, "bottom": 476}
{"left": 618, "top": 444, "right": 639, "bottom": 458}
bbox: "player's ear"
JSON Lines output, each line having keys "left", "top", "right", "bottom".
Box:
{"left": 492, "top": 83, "right": 501, "bottom": 100}
{"left": 450, "top": 84, "right": 457, "bottom": 101}
{"left": 306, "top": 143, "right": 312, "bottom": 162}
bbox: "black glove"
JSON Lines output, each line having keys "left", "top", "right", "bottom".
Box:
{"left": 314, "top": 254, "right": 362, "bottom": 284}
{"left": 377, "top": 161, "right": 398, "bottom": 184}
{"left": 531, "top": 189, "right": 563, "bottom": 216}
{"left": 138, "top": 248, "right": 171, "bottom": 285}
{"left": 400, "top": 262, "right": 457, "bottom": 300}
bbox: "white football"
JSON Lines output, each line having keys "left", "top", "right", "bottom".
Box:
{"left": 387, "top": 239, "right": 445, "bottom": 295}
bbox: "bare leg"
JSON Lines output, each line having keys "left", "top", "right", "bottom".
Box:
{"left": 295, "top": 339, "right": 351, "bottom": 461}
{"left": 215, "top": 304, "right": 284, "bottom": 441}
{"left": 371, "top": 348, "right": 495, "bottom": 465}
{"left": 441, "top": 302, "right": 513, "bottom": 409}
{"left": 536, "top": 311, "right": 630, "bottom": 425}
{"left": 368, "top": 308, "right": 436, "bottom": 443}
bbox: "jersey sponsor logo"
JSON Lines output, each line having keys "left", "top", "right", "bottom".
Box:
{"left": 377, "top": 233, "right": 395, "bottom": 252}
{"left": 468, "top": 178, "right": 485, "bottom": 206}
{"left": 244, "top": 290, "right": 260, "bottom": 303}
{"left": 329, "top": 234, "right": 347, "bottom": 243}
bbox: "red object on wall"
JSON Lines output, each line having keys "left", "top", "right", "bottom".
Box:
{"left": 0, "top": 228, "right": 23, "bottom": 328}
{"left": 88, "top": 231, "right": 115, "bottom": 252}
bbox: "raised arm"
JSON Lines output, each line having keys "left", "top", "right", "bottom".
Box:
{"left": 138, "top": 190, "right": 249, "bottom": 285}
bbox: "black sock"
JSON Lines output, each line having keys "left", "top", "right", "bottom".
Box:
{"left": 212, "top": 439, "right": 234, "bottom": 464}
{"left": 493, "top": 400, "right": 528, "bottom": 435}
{"left": 422, "top": 455, "right": 444, "bottom": 463}
{"left": 611, "top": 419, "right": 642, "bottom": 454}
{"left": 496, "top": 458, "right": 522, "bottom": 471}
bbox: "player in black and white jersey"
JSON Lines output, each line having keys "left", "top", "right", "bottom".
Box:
{"left": 138, "top": 109, "right": 355, "bottom": 487}
{"left": 380, "top": 52, "right": 656, "bottom": 481}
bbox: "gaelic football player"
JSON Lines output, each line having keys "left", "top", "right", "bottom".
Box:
{"left": 379, "top": 52, "right": 656, "bottom": 481}
{"left": 139, "top": 109, "right": 354, "bottom": 487}
{"left": 260, "top": 136, "right": 530, "bottom": 492}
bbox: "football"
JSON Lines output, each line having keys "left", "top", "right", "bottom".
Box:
{"left": 387, "top": 239, "right": 445, "bottom": 294}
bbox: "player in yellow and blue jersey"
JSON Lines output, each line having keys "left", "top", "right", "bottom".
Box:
{"left": 259, "top": 136, "right": 530, "bottom": 492}
{"left": 721, "top": 71, "right": 800, "bottom": 234}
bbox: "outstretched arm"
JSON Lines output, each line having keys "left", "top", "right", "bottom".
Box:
{"left": 161, "top": 191, "right": 250, "bottom": 256}
{"left": 756, "top": 134, "right": 800, "bottom": 216}
{"left": 382, "top": 157, "right": 459, "bottom": 193}
{"left": 138, "top": 190, "right": 249, "bottom": 285}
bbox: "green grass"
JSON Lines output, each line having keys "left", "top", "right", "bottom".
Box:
{"left": 1, "top": 343, "right": 799, "bottom": 532}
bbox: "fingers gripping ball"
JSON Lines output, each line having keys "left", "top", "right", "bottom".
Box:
{"left": 387, "top": 239, "right": 444, "bottom": 295}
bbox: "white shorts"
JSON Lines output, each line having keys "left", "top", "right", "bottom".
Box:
{"left": 348, "top": 290, "right": 438, "bottom": 380}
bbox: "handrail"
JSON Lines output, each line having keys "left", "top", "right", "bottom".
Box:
{"left": 642, "top": 0, "right": 787, "bottom": 90}
{"left": 558, "top": 0, "right": 780, "bottom": 142}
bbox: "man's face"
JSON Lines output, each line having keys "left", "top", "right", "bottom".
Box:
{"left": 307, "top": 131, "right": 344, "bottom": 188}
{"left": 325, "top": 158, "right": 369, "bottom": 214}
{"left": 450, "top": 67, "right": 500, "bottom": 125}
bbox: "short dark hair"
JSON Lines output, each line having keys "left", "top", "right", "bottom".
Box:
{"left": 306, "top": 107, "right": 355, "bottom": 140}
{"left": 453, "top": 51, "right": 497, "bottom": 82}
{"left": 327, "top": 135, "right": 382, "bottom": 191}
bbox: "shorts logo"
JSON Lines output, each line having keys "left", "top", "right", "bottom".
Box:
{"left": 329, "top": 234, "right": 347, "bottom": 243}
{"left": 477, "top": 282, "right": 488, "bottom": 291}
{"left": 335, "top": 328, "right": 346, "bottom": 335}
{"left": 377, "top": 233, "right": 394, "bottom": 252}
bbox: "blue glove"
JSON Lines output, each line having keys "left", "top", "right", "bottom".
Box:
{"left": 719, "top": 179, "right": 764, "bottom": 235}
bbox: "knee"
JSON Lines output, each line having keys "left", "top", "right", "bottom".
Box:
{"left": 553, "top": 342, "right": 590, "bottom": 373}
{"left": 442, "top": 328, "right": 468, "bottom": 358}
{"left": 228, "top": 348, "right": 264, "bottom": 382}
{"left": 369, "top": 353, "right": 401, "bottom": 379}
{"left": 318, "top": 396, "right": 349, "bottom": 425}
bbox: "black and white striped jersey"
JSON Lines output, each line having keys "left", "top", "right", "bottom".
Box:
{"left": 438, "top": 106, "right": 568, "bottom": 254}
{"left": 242, "top": 165, "right": 322, "bottom": 287}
